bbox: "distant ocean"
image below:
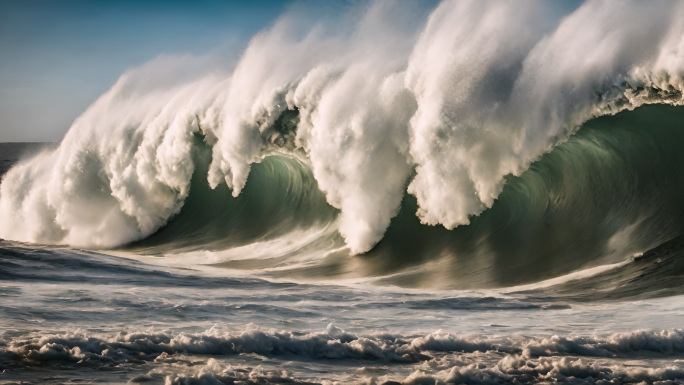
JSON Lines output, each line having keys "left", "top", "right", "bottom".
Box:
{"left": 3, "top": 1, "right": 684, "bottom": 384}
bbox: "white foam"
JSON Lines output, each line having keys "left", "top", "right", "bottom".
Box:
{"left": 5, "top": 326, "right": 684, "bottom": 384}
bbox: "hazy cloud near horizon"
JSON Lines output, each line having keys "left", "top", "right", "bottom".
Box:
{"left": 0, "top": 0, "right": 287, "bottom": 142}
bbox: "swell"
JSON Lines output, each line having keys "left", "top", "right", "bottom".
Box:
{"left": 3, "top": 106, "right": 684, "bottom": 291}
{"left": 127, "top": 104, "right": 684, "bottom": 294}
{"left": 1, "top": 1, "right": 684, "bottom": 291}
{"left": 357, "top": 104, "right": 684, "bottom": 288}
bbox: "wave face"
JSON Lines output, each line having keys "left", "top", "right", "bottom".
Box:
{"left": 359, "top": 104, "right": 684, "bottom": 288}
{"left": 1, "top": 0, "right": 684, "bottom": 287}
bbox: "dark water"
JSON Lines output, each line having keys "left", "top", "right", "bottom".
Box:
{"left": 119, "top": 105, "right": 684, "bottom": 294}
{"left": 2, "top": 239, "right": 684, "bottom": 384}
{"left": 2, "top": 106, "right": 684, "bottom": 383}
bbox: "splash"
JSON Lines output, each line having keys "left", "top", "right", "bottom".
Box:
{"left": 1, "top": 0, "right": 683, "bottom": 254}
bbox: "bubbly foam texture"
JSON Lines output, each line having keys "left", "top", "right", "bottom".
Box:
{"left": 6, "top": 327, "right": 684, "bottom": 365}
{"left": 1, "top": 0, "right": 683, "bottom": 252}
{"left": 162, "top": 361, "right": 684, "bottom": 385}
{"left": 4, "top": 326, "right": 684, "bottom": 384}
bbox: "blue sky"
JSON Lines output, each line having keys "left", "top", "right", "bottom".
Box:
{"left": 0, "top": 0, "right": 290, "bottom": 142}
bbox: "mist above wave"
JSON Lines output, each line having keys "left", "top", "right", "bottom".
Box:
{"left": 1, "top": 0, "right": 683, "bottom": 253}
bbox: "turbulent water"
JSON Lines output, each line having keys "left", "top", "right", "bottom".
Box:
{"left": 2, "top": 0, "right": 684, "bottom": 383}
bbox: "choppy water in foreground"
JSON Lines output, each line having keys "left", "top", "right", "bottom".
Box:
{"left": 2, "top": 236, "right": 684, "bottom": 384}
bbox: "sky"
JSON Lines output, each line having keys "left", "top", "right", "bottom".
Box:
{"left": 0, "top": 0, "right": 290, "bottom": 142}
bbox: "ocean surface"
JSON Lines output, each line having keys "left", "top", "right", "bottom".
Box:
{"left": 3, "top": 108, "right": 684, "bottom": 383}
{"left": 2, "top": 213, "right": 684, "bottom": 385}
{"left": 3, "top": 1, "right": 684, "bottom": 383}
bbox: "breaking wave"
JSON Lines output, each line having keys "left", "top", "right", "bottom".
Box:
{"left": 1, "top": 0, "right": 684, "bottom": 288}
